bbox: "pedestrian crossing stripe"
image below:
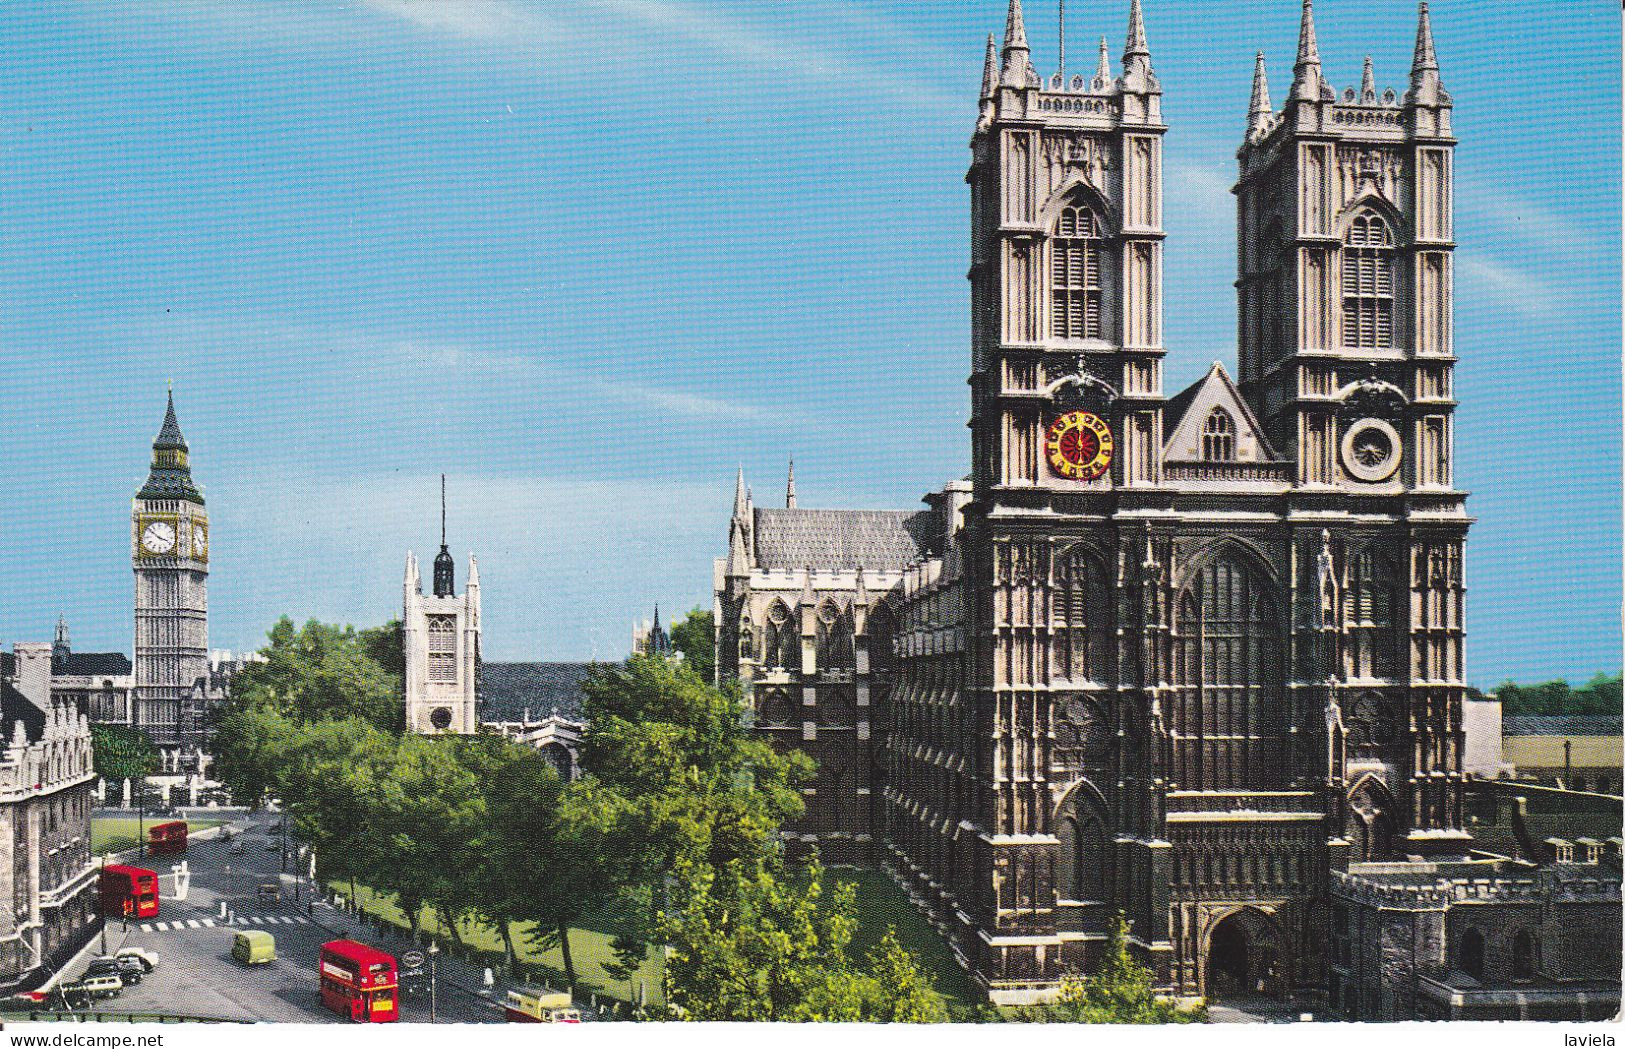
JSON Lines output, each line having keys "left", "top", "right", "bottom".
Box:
{"left": 136, "top": 916, "right": 307, "bottom": 932}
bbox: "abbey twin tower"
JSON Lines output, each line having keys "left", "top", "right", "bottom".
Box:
{"left": 719, "top": 0, "right": 1478, "bottom": 1006}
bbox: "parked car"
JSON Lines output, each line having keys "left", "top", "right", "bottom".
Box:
{"left": 85, "top": 957, "right": 141, "bottom": 987}
{"left": 114, "top": 946, "right": 160, "bottom": 973}
{"left": 257, "top": 881, "right": 282, "bottom": 901}
{"left": 69, "top": 974, "right": 122, "bottom": 1000}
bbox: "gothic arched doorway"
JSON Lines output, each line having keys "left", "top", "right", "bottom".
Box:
{"left": 1205, "top": 908, "right": 1287, "bottom": 1002}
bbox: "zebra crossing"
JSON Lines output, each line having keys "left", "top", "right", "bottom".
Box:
{"left": 137, "top": 915, "right": 314, "bottom": 933}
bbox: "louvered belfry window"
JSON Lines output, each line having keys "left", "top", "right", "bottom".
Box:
{"left": 428, "top": 615, "right": 458, "bottom": 682}
{"left": 1052, "top": 205, "right": 1103, "bottom": 340}
{"left": 1342, "top": 213, "right": 1395, "bottom": 350}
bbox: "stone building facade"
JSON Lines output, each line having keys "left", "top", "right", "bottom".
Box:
{"left": 1329, "top": 847, "right": 1621, "bottom": 1020}
{"left": 0, "top": 646, "right": 100, "bottom": 991}
{"left": 714, "top": 468, "right": 959, "bottom": 864}
{"left": 403, "top": 544, "right": 481, "bottom": 736}
{"left": 709, "top": 0, "right": 1561, "bottom": 1009}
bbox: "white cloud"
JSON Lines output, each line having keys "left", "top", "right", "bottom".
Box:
{"left": 358, "top": 0, "right": 539, "bottom": 41}
{"left": 1455, "top": 253, "right": 1557, "bottom": 320}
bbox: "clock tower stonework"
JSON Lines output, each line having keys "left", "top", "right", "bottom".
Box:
{"left": 131, "top": 391, "right": 210, "bottom": 752}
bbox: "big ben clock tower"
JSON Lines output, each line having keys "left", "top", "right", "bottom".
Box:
{"left": 131, "top": 390, "right": 210, "bottom": 753}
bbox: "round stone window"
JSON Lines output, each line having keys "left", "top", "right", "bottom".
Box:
{"left": 429, "top": 707, "right": 453, "bottom": 731}
{"left": 1341, "top": 418, "right": 1401, "bottom": 482}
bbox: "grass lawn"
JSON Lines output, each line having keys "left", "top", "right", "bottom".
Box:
{"left": 334, "top": 882, "right": 662, "bottom": 1008}
{"left": 92, "top": 817, "right": 224, "bottom": 856}
{"left": 825, "top": 867, "right": 986, "bottom": 1013}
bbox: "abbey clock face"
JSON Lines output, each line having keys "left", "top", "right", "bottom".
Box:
{"left": 1046, "top": 411, "right": 1114, "bottom": 480}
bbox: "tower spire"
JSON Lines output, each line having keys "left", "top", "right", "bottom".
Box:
{"left": 785, "top": 458, "right": 797, "bottom": 509}
{"left": 1248, "top": 51, "right": 1273, "bottom": 137}
{"left": 1119, "top": 0, "right": 1154, "bottom": 89}
{"left": 1291, "top": 0, "right": 1326, "bottom": 103}
{"left": 1361, "top": 55, "right": 1376, "bottom": 102}
{"left": 733, "top": 465, "right": 748, "bottom": 516}
{"left": 1407, "top": 2, "right": 1447, "bottom": 106}
{"left": 1094, "top": 35, "right": 1111, "bottom": 90}
{"left": 139, "top": 389, "right": 202, "bottom": 504}
{"left": 1000, "top": 0, "right": 1036, "bottom": 88}
{"left": 1056, "top": 0, "right": 1065, "bottom": 81}
{"left": 980, "top": 32, "right": 998, "bottom": 99}
{"left": 434, "top": 474, "right": 455, "bottom": 598}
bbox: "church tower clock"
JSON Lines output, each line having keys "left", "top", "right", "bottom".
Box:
{"left": 131, "top": 390, "right": 210, "bottom": 752}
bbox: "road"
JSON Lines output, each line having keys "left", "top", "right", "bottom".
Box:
{"left": 79, "top": 809, "right": 503, "bottom": 1024}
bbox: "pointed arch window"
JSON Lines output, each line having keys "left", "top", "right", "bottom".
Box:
{"left": 1171, "top": 554, "right": 1284, "bottom": 790}
{"left": 427, "top": 615, "right": 458, "bottom": 683}
{"left": 1458, "top": 929, "right": 1485, "bottom": 981}
{"left": 1346, "top": 550, "right": 1399, "bottom": 679}
{"left": 1512, "top": 930, "right": 1537, "bottom": 981}
{"left": 815, "top": 601, "right": 853, "bottom": 670}
{"left": 1054, "top": 549, "right": 1111, "bottom": 682}
{"left": 1342, "top": 212, "right": 1396, "bottom": 350}
{"left": 1202, "top": 409, "right": 1237, "bottom": 461}
{"left": 764, "top": 602, "right": 797, "bottom": 671}
{"left": 1052, "top": 204, "right": 1106, "bottom": 340}
{"left": 1056, "top": 791, "right": 1109, "bottom": 904}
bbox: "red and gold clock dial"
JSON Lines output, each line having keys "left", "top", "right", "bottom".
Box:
{"left": 1046, "top": 410, "right": 1114, "bottom": 480}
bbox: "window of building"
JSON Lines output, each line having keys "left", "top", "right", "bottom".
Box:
{"left": 1512, "top": 930, "right": 1536, "bottom": 981}
{"left": 427, "top": 615, "right": 458, "bottom": 683}
{"left": 1202, "top": 409, "right": 1237, "bottom": 461}
{"left": 1342, "top": 212, "right": 1395, "bottom": 350}
{"left": 1458, "top": 928, "right": 1485, "bottom": 981}
{"left": 764, "top": 602, "right": 796, "bottom": 670}
{"left": 1052, "top": 205, "right": 1104, "bottom": 340}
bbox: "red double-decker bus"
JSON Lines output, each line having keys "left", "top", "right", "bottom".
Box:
{"left": 146, "top": 820, "right": 188, "bottom": 855}
{"left": 100, "top": 865, "right": 158, "bottom": 919}
{"left": 318, "top": 940, "right": 399, "bottom": 1023}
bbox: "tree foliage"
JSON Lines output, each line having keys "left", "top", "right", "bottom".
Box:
{"left": 89, "top": 724, "right": 160, "bottom": 782}
{"left": 668, "top": 608, "right": 716, "bottom": 685}
{"left": 1492, "top": 673, "right": 1622, "bottom": 718}
{"left": 216, "top": 623, "right": 948, "bottom": 1022}
{"left": 225, "top": 616, "right": 402, "bottom": 731}
{"left": 994, "top": 914, "right": 1204, "bottom": 1024}
{"left": 659, "top": 855, "right": 946, "bottom": 1022}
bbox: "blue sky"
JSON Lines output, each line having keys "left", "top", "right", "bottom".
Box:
{"left": 0, "top": 0, "right": 1617, "bottom": 686}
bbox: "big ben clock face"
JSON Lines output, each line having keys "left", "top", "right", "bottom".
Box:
{"left": 192, "top": 525, "right": 208, "bottom": 558}
{"left": 140, "top": 520, "right": 176, "bottom": 554}
{"left": 1046, "top": 410, "right": 1114, "bottom": 480}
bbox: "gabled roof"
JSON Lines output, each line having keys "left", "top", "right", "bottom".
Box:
{"left": 1162, "top": 361, "right": 1280, "bottom": 463}
{"left": 477, "top": 661, "right": 594, "bottom": 723}
{"left": 752, "top": 507, "right": 937, "bottom": 573}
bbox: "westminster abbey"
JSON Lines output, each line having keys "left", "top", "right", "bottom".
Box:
{"left": 717, "top": 0, "right": 1621, "bottom": 1017}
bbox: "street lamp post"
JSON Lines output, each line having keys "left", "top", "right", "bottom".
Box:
{"left": 98, "top": 854, "right": 108, "bottom": 956}
{"left": 427, "top": 941, "right": 439, "bottom": 1023}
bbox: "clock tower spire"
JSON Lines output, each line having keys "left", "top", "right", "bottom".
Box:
{"left": 131, "top": 390, "right": 210, "bottom": 757}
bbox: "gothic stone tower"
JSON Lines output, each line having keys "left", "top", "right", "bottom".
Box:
{"left": 403, "top": 481, "right": 480, "bottom": 735}
{"left": 131, "top": 391, "right": 210, "bottom": 750}
{"left": 1234, "top": 0, "right": 1469, "bottom": 860}
{"left": 883, "top": 0, "right": 1471, "bottom": 1005}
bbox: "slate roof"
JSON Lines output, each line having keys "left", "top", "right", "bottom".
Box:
{"left": 0, "top": 681, "right": 46, "bottom": 746}
{"left": 53, "top": 652, "right": 132, "bottom": 678}
{"left": 1503, "top": 715, "right": 1623, "bottom": 737}
{"left": 477, "top": 661, "right": 594, "bottom": 723}
{"left": 752, "top": 507, "right": 937, "bottom": 573}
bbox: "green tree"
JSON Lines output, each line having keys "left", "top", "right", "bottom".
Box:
{"left": 1496, "top": 673, "right": 1622, "bottom": 717}
{"left": 227, "top": 617, "right": 402, "bottom": 730}
{"left": 659, "top": 854, "right": 945, "bottom": 1022}
{"left": 89, "top": 724, "right": 160, "bottom": 782}
{"left": 668, "top": 608, "right": 716, "bottom": 684}
{"left": 997, "top": 914, "right": 1204, "bottom": 1024}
